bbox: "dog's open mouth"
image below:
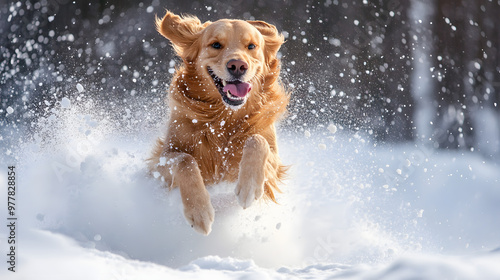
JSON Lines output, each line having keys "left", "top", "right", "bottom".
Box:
{"left": 207, "top": 67, "right": 252, "bottom": 108}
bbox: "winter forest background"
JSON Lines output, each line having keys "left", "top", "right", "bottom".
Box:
{"left": 1, "top": 0, "right": 500, "bottom": 278}
{"left": 1, "top": 0, "right": 499, "bottom": 157}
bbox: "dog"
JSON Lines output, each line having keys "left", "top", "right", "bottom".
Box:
{"left": 148, "top": 10, "right": 289, "bottom": 235}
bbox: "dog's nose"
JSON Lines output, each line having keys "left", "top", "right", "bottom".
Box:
{"left": 226, "top": 59, "right": 248, "bottom": 77}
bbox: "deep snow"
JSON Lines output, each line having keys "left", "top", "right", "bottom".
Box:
{"left": 1, "top": 97, "right": 500, "bottom": 279}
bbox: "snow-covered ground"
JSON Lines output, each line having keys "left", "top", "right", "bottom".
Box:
{"left": 1, "top": 96, "right": 500, "bottom": 279}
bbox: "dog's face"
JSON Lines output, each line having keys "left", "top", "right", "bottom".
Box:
{"left": 156, "top": 12, "right": 284, "bottom": 109}
{"left": 198, "top": 20, "right": 265, "bottom": 108}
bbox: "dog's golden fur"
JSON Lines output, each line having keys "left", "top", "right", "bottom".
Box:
{"left": 148, "top": 10, "right": 289, "bottom": 235}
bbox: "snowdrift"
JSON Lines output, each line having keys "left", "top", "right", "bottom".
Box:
{"left": 1, "top": 94, "right": 500, "bottom": 279}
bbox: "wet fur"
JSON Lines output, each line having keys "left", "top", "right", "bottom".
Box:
{"left": 148, "top": 10, "right": 289, "bottom": 235}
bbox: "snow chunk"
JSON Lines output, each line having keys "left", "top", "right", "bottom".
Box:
{"left": 417, "top": 209, "right": 424, "bottom": 218}
{"left": 329, "top": 38, "right": 341, "bottom": 47}
{"left": 318, "top": 143, "right": 327, "bottom": 150}
{"left": 61, "top": 97, "right": 71, "bottom": 108}
{"left": 152, "top": 171, "right": 161, "bottom": 179}
{"left": 304, "top": 130, "right": 311, "bottom": 138}
{"left": 6, "top": 106, "right": 14, "bottom": 114}
{"left": 158, "top": 157, "right": 167, "bottom": 166}
{"left": 327, "top": 124, "right": 338, "bottom": 134}
{"left": 76, "top": 83, "right": 84, "bottom": 93}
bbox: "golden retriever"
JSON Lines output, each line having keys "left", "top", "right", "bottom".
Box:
{"left": 148, "top": 10, "right": 289, "bottom": 235}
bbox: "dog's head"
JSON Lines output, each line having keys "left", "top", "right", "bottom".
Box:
{"left": 156, "top": 11, "right": 284, "bottom": 109}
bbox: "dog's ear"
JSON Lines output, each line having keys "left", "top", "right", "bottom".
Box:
{"left": 248, "top": 21, "right": 284, "bottom": 61}
{"left": 155, "top": 10, "right": 210, "bottom": 61}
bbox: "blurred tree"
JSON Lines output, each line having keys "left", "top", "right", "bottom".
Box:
{"left": 432, "top": 0, "right": 475, "bottom": 149}
{"left": 431, "top": 0, "right": 500, "bottom": 151}
{"left": 348, "top": 0, "right": 414, "bottom": 142}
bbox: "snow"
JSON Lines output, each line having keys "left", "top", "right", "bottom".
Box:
{"left": 1, "top": 3, "right": 500, "bottom": 277}
{"left": 60, "top": 97, "right": 71, "bottom": 108}
{"left": 76, "top": 83, "right": 84, "bottom": 93}
{"left": 327, "top": 123, "right": 337, "bottom": 134}
{"left": 1, "top": 101, "right": 500, "bottom": 279}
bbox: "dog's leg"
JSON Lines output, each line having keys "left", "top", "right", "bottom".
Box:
{"left": 156, "top": 152, "right": 214, "bottom": 235}
{"left": 235, "top": 135, "right": 270, "bottom": 209}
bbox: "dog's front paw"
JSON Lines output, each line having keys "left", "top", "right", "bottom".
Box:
{"left": 235, "top": 179, "right": 264, "bottom": 209}
{"left": 183, "top": 192, "right": 215, "bottom": 235}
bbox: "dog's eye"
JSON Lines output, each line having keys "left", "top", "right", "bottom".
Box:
{"left": 211, "top": 42, "right": 222, "bottom": 49}
{"left": 248, "top": 44, "right": 256, "bottom": 50}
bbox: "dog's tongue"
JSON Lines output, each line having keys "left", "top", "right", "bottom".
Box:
{"left": 223, "top": 82, "right": 252, "bottom": 98}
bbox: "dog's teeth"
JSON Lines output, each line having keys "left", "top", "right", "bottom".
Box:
{"left": 226, "top": 91, "right": 244, "bottom": 101}
{"left": 222, "top": 80, "right": 227, "bottom": 86}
